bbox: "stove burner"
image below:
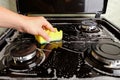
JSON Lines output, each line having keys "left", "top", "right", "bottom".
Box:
{"left": 81, "top": 20, "right": 100, "bottom": 33}
{"left": 3, "top": 40, "right": 45, "bottom": 72}
{"left": 91, "top": 41, "right": 120, "bottom": 69}
{"left": 10, "top": 41, "right": 37, "bottom": 62}
{"left": 85, "top": 41, "right": 120, "bottom": 76}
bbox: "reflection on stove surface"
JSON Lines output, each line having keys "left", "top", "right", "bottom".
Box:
{"left": 0, "top": 19, "right": 120, "bottom": 78}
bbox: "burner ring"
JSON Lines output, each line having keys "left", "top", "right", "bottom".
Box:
{"left": 12, "top": 51, "right": 36, "bottom": 63}
{"left": 91, "top": 41, "right": 120, "bottom": 68}
{"left": 7, "top": 41, "right": 37, "bottom": 62}
{"left": 3, "top": 48, "right": 46, "bottom": 72}
{"left": 81, "top": 20, "right": 97, "bottom": 26}
{"left": 81, "top": 20, "right": 100, "bottom": 33}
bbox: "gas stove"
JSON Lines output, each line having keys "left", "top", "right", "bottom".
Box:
{"left": 0, "top": 18, "right": 120, "bottom": 79}
{"left": 0, "top": 0, "right": 120, "bottom": 79}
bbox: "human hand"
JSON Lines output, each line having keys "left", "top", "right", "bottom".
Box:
{"left": 0, "top": 7, "right": 55, "bottom": 41}
{"left": 18, "top": 16, "right": 55, "bottom": 41}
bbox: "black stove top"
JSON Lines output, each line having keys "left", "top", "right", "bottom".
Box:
{"left": 0, "top": 18, "right": 120, "bottom": 79}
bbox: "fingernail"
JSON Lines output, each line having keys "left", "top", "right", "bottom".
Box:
{"left": 52, "top": 28, "right": 56, "bottom": 32}
{"left": 47, "top": 37, "right": 51, "bottom": 42}
{"left": 46, "top": 38, "right": 51, "bottom": 43}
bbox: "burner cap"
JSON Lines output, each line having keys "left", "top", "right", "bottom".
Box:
{"left": 81, "top": 20, "right": 100, "bottom": 33}
{"left": 8, "top": 41, "right": 37, "bottom": 62}
{"left": 91, "top": 41, "right": 120, "bottom": 68}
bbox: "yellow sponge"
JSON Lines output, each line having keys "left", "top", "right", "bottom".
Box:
{"left": 35, "top": 28, "right": 63, "bottom": 44}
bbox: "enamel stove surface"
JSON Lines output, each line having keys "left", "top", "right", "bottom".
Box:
{"left": 0, "top": 18, "right": 120, "bottom": 79}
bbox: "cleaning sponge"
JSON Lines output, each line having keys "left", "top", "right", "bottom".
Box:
{"left": 35, "top": 28, "right": 63, "bottom": 44}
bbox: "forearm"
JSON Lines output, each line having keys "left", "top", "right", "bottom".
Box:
{"left": 0, "top": 7, "right": 25, "bottom": 30}
{"left": 0, "top": 7, "right": 55, "bottom": 41}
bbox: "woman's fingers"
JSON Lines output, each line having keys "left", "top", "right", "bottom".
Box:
{"left": 38, "top": 28, "right": 51, "bottom": 41}
{"left": 41, "top": 17, "right": 55, "bottom": 32}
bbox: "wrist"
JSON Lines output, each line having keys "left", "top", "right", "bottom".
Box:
{"left": 13, "top": 15, "right": 28, "bottom": 32}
